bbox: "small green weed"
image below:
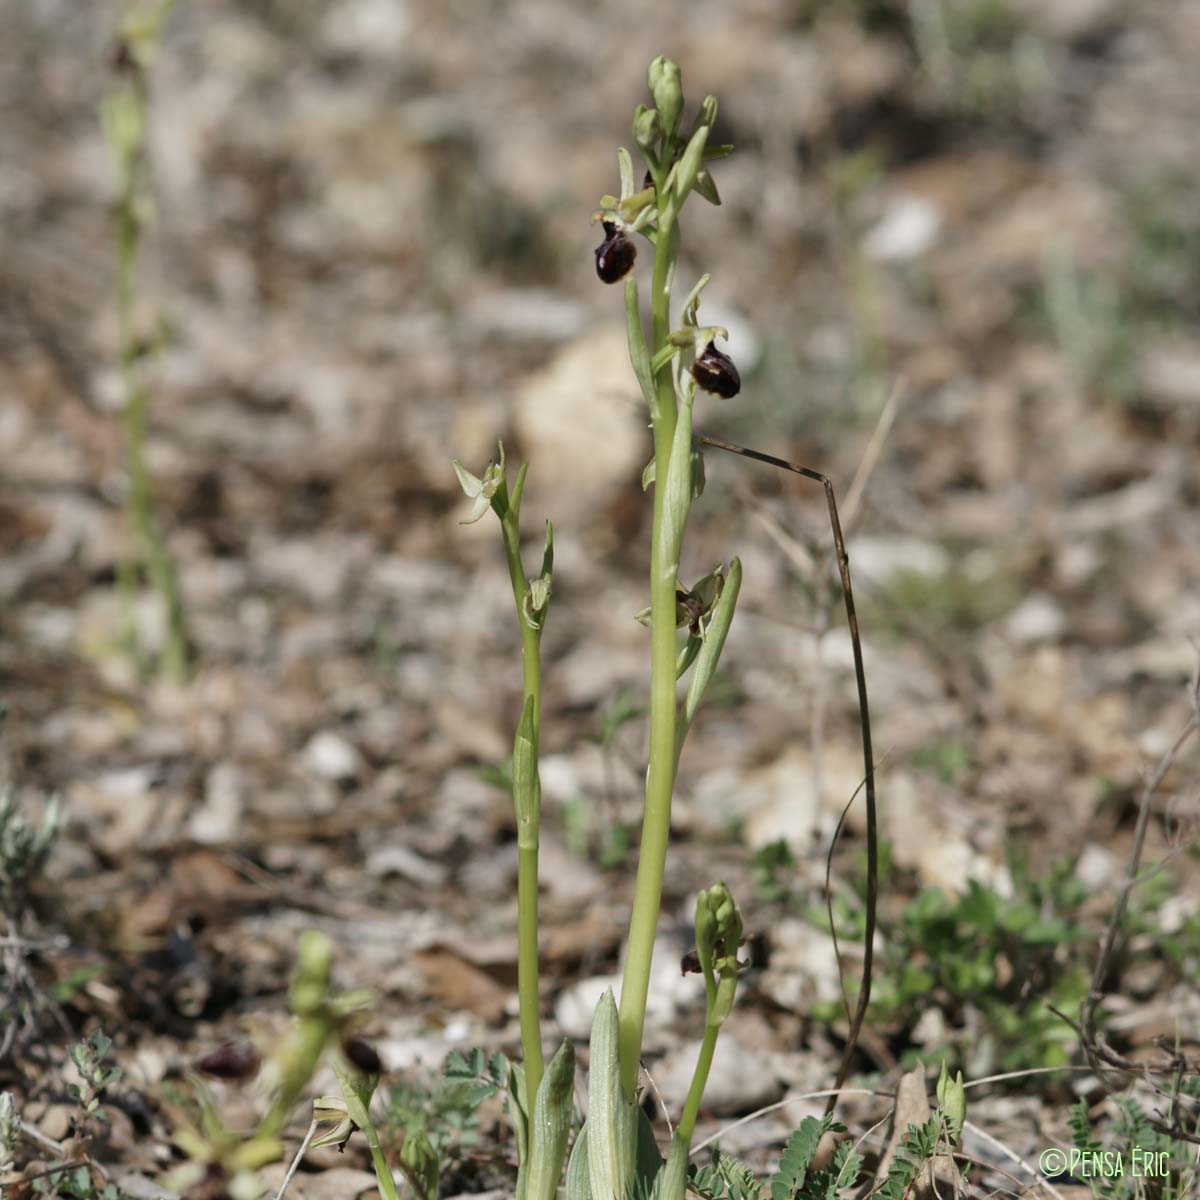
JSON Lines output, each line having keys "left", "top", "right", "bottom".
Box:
{"left": 688, "top": 1074, "right": 965, "bottom": 1200}
{"left": 382, "top": 1048, "right": 510, "bottom": 1178}
{"left": 809, "top": 858, "right": 1096, "bottom": 1072}
{"left": 1057, "top": 1090, "right": 1200, "bottom": 1200}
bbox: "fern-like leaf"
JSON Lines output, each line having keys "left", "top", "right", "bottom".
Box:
{"left": 873, "top": 1117, "right": 940, "bottom": 1200}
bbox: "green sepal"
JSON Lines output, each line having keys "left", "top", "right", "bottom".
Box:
{"left": 512, "top": 695, "right": 540, "bottom": 851}
{"left": 617, "top": 147, "right": 636, "bottom": 201}
{"left": 524, "top": 1039, "right": 577, "bottom": 1200}
{"left": 619, "top": 187, "right": 657, "bottom": 222}
{"left": 453, "top": 443, "right": 509, "bottom": 525}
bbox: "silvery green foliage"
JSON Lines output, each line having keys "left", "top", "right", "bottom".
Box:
{"left": 587, "top": 990, "right": 638, "bottom": 1200}
{"left": 0, "top": 790, "right": 62, "bottom": 914}
{"left": 566, "top": 993, "right": 663, "bottom": 1200}
{"left": 68, "top": 1032, "right": 122, "bottom": 1120}
{"left": 522, "top": 1039, "right": 575, "bottom": 1200}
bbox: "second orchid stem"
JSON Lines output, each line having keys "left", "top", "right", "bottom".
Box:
{"left": 498, "top": 476, "right": 546, "bottom": 1103}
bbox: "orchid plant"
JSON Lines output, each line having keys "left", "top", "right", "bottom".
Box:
{"left": 455, "top": 55, "right": 752, "bottom": 1200}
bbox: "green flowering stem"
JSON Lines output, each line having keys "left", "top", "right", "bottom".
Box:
{"left": 676, "top": 1023, "right": 719, "bottom": 1145}
{"left": 493, "top": 465, "right": 549, "bottom": 1104}
{"left": 103, "top": 0, "right": 189, "bottom": 684}
{"left": 618, "top": 202, "right": 686, "bottom": 1103}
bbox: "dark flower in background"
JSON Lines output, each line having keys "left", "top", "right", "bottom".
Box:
{"left": 690, "top": 341, "right": 740, "bottom": 398}
{"left": 194, "top": 1041, "right": 261, "bottom": 1082}
{"left": 594, "top": 220, "right": 636, "bottom": 283}
{"left": 342, "top": 1037, "right": 383, "bottom": 1075}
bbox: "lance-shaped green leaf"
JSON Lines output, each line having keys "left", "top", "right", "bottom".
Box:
{"left": 509, "top": 1061, "right": 530, "bottom": 1187}
{"left": 565, "top": 1121, "right": 592, "bottom": 1200}
{"left": 676, "top": 557, "right": 741, "bottom": 759}
{"left": 587, "top": 990, "right": 638, "bottom": 1200}
{"left": 524, "top": 1039, "right": 576, "bottom": 1200}
{"left": 512, "top": 695, "right": 540, "bottom": 851}
{"left": 625, "top": 277, "right": 656, "bottom": 413}
{"left": 651, "top": 1133, "right": 689, "bottom": 1200}
{"left": 636, "top": 1107, "right": 664, "bottom": 1190}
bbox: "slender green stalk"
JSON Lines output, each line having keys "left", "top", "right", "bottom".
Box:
{"left": 105, "top": 0, "right": 189, "bottom": 683}
{"left": 617, "top": 204, "right": 686, "bottom": 1099}
{"left": 676, "top": 1022, "right": 718, "bottom": 1143}
{"left": 364, "top": 1131, "right": 401, "bottom": 1200}
{"left": 516, "top": 843, "right": 542, "bottom": 1098}
{"left": 497, "top": 491, "right": 545, "bottom": 1102}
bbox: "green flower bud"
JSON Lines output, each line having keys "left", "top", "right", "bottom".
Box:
{"left": 693, "top": 882, "right": 745, "bottom": 1027}
{"left": 289, "top": 930, "right": 333, "bottom": 1016}
{"left": 936, "top": 1060, "right": 967, "bottom": 1145}
{"left": 401, "top": 1130, "right": 440, "bottom": 1200}
{"left": 647, "top": 55, "right": 682, "bottom": 140}
{"left": 632, "top": 103, "right": 662, "bottom": 152}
